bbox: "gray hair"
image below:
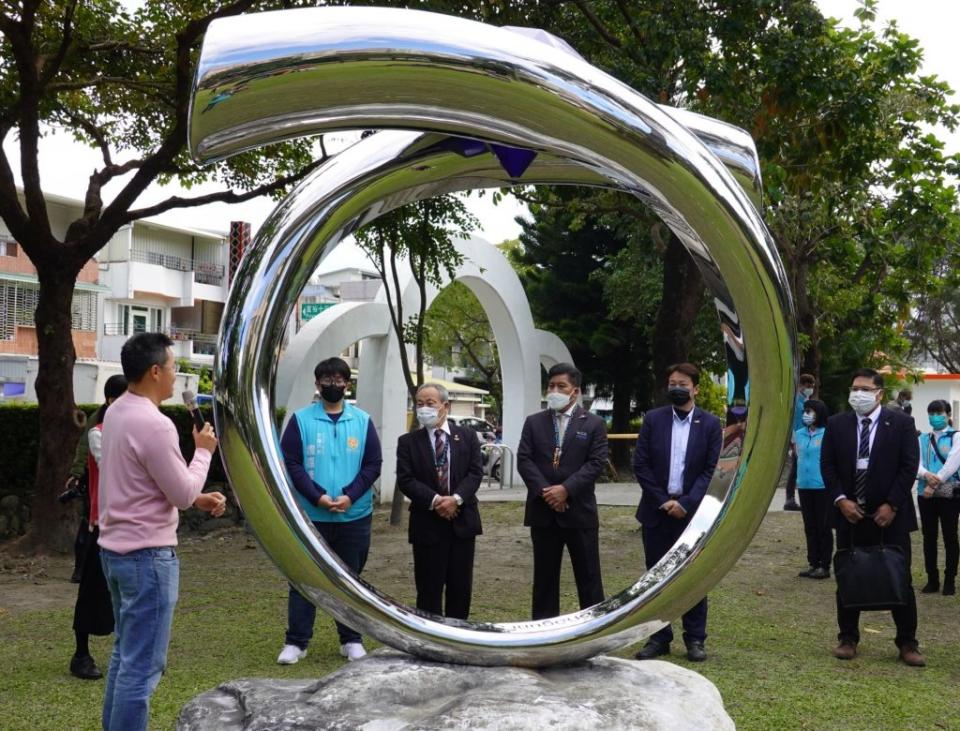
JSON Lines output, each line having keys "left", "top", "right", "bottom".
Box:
{"left": 416, "top": 382, "right": 449, "bottom": 403}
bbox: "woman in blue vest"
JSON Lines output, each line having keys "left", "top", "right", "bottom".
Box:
{"left": 916, "top": 399, "right": 960, "bottom": 595}
{"left": 276, "top": 357, "right": 382, "bottom": 664}
{"left": 794, "top": 399, "right": 831, "bottom": 579}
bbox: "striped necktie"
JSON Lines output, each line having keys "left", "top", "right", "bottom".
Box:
{"left": 434, "top": 429, "right": 448, "bottom": 495}
{"left": 854, "top": 417, "right": 871, "bottom": 506}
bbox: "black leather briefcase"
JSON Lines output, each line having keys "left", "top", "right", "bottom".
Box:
{"left": 833, "top": 543, "right": 910, "bottom": 611}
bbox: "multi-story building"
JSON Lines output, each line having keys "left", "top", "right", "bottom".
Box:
{"left": 0, "top": 190, "right": 229, "bottom": 402}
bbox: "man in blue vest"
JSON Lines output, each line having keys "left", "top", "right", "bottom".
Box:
{"left": 276, "top": 357, "right": 382, "bottom": 664}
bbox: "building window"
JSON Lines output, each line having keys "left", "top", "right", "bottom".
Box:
{"left": 118, "top": 304, "right": 163, "bottom": 335}
{"left": 0, "top": 280, "right": 14, "bottom": 340}
{"left": 0, "top": 239, "right": 17, "bottom": 257}
{"left": 0, "top": 280, "right": 97, "bottom": 334}
{"left": 70, "top": 290, "right": 97, "bottom": 332}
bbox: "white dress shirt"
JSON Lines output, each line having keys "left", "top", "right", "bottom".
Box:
{"left": 667, "top": 408, "right": 693, "bottom": 496}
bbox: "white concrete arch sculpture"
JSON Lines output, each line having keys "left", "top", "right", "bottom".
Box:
{"left": 275, "top": 235, "right": 572, "bottom": 501}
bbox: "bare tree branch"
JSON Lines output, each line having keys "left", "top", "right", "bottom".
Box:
{"left": 570, "top": 0, "right": 622, "bottom": 48}
{"left": 37, "top": 0, "right": 79, "bottom": 92}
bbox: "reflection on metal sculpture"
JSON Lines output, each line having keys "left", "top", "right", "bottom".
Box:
{"left": 188, "top": 7, "right": 796, "bottom": 667}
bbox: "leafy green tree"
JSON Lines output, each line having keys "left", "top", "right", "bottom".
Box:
{"left": 0, "top": 1, "right": 325, "bottom": 552}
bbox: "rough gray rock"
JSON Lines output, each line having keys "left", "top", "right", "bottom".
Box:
{"left": 177, "top": 651, "right": 734, "bottom": 730}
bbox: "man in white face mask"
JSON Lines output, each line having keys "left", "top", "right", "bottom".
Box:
{"left": 517, "top": 363, "right": 609, "bottom": 620}
{"left": 820, "top": 367, "right": 923, "bottom": 667}
{"left": 396, "top": 383, "right": 484, "bottom": 620}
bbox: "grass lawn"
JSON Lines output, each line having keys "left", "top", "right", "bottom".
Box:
{"left": 2, "top": 503, "right": 959, "bottom": 730}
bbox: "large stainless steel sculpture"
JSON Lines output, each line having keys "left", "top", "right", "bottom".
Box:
{"left": 189, "top": 6, "right": 795, "bottom": 667}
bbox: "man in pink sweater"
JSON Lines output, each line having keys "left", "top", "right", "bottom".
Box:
{"left": 97, "top": 332, "right": 225, "bottom": 731}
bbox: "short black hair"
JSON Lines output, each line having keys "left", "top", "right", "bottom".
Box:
{"left": 314, "top": 357, "right": 351, "bottom": 383}
{"left": 928, "top": 399, "right": 951, "bottom": 415}
{"left": 121, "top": 332, "right": 173, "bottom": 382}
{"left": 899, "top": 389, "right": 913, "bottom": 399}
{"left": 103, "top": 374, "right": 128, "bottom": 401}
{"left": 851, "top": 367, "right": 884, "bottom": 389}
{"left": 667, "top": 362, "right": 700, "bottom": 386}
{"left": 799, "top": 373, "right": 816, "bottom": 386}
{"left": 547, "top": 362, "right": 582, "bottom": 388}
{"left": 802, "top": 399, "right": 829, "bottom": 428}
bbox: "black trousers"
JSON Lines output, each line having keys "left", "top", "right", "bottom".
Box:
{"left": 798, "top": 489, "right": 833, "bottom": 569}
{"left": 917, "top": 495, "right": 960, "bottom": 580}
{"left": 412, "top": 531, "right": 476, "bottom": 620}
{"left": 835, "top": 521, "right": 917, "bottom": 647}
{"left": 530, "top": 525, "right": 604, "bottom": 620}
{"left": 643, "top": 519, "right": 707, "bottom": 644}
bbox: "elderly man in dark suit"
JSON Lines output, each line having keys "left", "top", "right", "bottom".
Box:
{"left": 517, "top": 362, "right": 609, "bottom": 620}
{"left": 821, "top": 367, "right": 923, "bottom": 666}
{"left": 633, "top": 362, "right": 722, "bottom": 662}
{"left": 396, "top": 383, "right": 484, "bottom": 620}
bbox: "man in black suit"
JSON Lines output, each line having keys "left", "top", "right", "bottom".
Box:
{"left": 633, "top": 362, "right": 722, "bottom": 662}
{"left": 821, "top": 367, "right": 924, "bottom": 666}
{"left": 517, "top": 362, "right": 609, "bottom": 620}
{"left": 396, "top": 383, "right": 484, "bottom": 620}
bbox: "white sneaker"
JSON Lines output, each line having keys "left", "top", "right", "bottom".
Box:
{"left": 340, "top": 642, "right": 366, "bottom": 661}
{"left": 277, "top": 644, "right": 307, "bottom": 665}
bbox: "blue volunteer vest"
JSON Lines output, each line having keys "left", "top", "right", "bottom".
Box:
{"left": 294, "top": 402, "right": 372, "bottom": 522}
{"left": 917, "top": 429, "right": 958, "bottom": 496}
{"left": 794, "top": 427, "right": 825, "bottom": 490}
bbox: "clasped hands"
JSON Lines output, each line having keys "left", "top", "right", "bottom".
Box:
{"left": 542, "top": 484, "right": 568, "bottom": 512}
{"left": 923, "top": 473, "right": 942, "bottom": 499}
{"left": 434, "top": 495, "right": 460, "bottom": 520}
{"left": 318, "top": 494, "right": 353, "bottom": 513}
{"left": 660, "top": 499, "right": 687, "bottom": 520}
{"left": 838, "top": 498, "right": 895, "bottom": 528}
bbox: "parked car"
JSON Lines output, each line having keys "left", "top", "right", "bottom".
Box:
{"left": 447, "top": 415, "right": 496, "bottom": 440}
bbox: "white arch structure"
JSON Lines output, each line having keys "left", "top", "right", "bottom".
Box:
{"left": 276, "top": 236, "right": 572, "bottom": 500}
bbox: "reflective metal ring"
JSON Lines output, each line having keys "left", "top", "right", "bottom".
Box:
{"left": 190, "top": 7, "right": 795, "bottom": 667}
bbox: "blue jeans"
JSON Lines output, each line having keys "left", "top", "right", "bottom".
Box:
{"left": 286, "top": 515, "right": 371, "bottom": 648}
{"left": 100, "top": 547, "right": 179, "bottom": 731}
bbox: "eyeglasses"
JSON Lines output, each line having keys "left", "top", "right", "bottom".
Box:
{"left": 850, "top": 386, "right": 879, "bottom": 393}
{"left": 317, "top": 378, "right": 348, "bottom": 387}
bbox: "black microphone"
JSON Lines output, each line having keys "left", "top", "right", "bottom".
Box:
{"left": 182, "top": 390, "right": 206, "bottom": 431}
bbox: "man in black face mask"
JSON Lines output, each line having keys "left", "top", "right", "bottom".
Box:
{"left": 632, "top": 362, "right": 722, "bottom": 662}
{"left": 276, "top": 357, "right": 382, "bottom": 665}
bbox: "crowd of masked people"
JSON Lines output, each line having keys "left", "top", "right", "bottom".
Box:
{"left": 61, "top": 330, "right": 955, "bottom": 729}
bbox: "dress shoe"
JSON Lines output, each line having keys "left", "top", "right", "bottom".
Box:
{"left": 798, "top": 566, "right": 816, "bottom": 578}
{"left": 69, "top": 654, "right": 103, "bottom": 680}
{"left": 783, "top": 500, "right": 801, "bottom": 512}
{"left": 635, "top": 641, "right": 670, "bottom": 660}
{"left": 809, "top": 567, "right": 830, "bottom": 580}
{"left": 898, "top": 644, "right": 926, "bottom": 667}
{"left": 921, "top": 578, "right": 940, "bottom": 594}
{"left": 833, "top": 641, "right": 857, "bottom": 660}
{"left": 685, "top": 640, "right": 707, "bottom": 662}
{"left": 943, "top": 579, "right": 956, "bottom": 596}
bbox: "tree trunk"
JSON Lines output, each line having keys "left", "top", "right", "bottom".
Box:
{"left": 16, "top": 264, "right": 83, "bottom": 554}
{"left": 609, "top": 375, "right": 634, "bottom": 477}
{"left": 651, "top": 233, "right": 706, "bottom": 393}
{"left": 791, "top": 258, "right": 820, "bottom": 380}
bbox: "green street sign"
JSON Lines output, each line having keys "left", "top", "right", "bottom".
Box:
{"left": 300, "top": 302, "right": 335, "bottom": 322}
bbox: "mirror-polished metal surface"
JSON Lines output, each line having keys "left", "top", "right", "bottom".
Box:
{"left": 189, "top": 7, "right": 795, "bottom": 667}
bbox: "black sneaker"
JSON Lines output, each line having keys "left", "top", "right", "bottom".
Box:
{"left": 69, "top": 654, "right": 103, "bottom": 680}
{"left": 798, "top": 566, "right": 816, "bottom": 578}
{"left": 809, "top": 567, "right": 830, "bottom": 579}
{"left": 921, "top": 579, "right": 940, "bottom": 594}
{"left": 783, "top": 500, "right": 801, "bottom": 511}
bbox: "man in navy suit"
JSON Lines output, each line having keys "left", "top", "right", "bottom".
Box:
{"left": 820, "top": 367, "right": 924, "bottom": 666}
{"left": 633, "top": 362, "right": 722, "bottom": 662}
{"left": 517, "top": 363, "right": 609, "bottom": 620}
{"left": 396, "top": 383, "right": 484, "bottom": 620}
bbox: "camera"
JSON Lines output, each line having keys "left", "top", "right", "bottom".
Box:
{"left": 58, "top": 475, "right": 87, "bottom": 503}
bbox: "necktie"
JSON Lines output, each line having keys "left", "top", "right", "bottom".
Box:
{"left": 434, "top": 429, "right": 448, "bottom": 494}
{"left": 854, "top": 417, "right": 870, "bottom": 506}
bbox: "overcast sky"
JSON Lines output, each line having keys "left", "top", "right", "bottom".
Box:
{"left": 2, "top": 1, "right": 956, "bottom": 249}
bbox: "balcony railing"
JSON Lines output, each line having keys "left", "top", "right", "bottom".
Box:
{"left": 129, "top": 249, "right": 225, "bottom": 287}
{"left": 103, "top": 324, "right": 218, "bottom": 346}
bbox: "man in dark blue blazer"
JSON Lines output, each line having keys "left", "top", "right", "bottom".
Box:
{"left": 396, "top": 383, "right": 484, "bottom": 620}
{"left": 517, "top": 363, "right": 609, "bottom": 620}
{"left": 633, "top": 362, "right": 722, "bottom": 662}
{"left": 820, "top": 367, "right": 923, "bottom": 666}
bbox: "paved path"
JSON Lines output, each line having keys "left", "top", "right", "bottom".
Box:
{"left": 477, "top": 480, "right": 796, "bottom": 514}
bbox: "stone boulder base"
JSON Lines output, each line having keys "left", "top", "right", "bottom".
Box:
{"left": 177, "top": 651, "right": 734, "bottom": 730}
